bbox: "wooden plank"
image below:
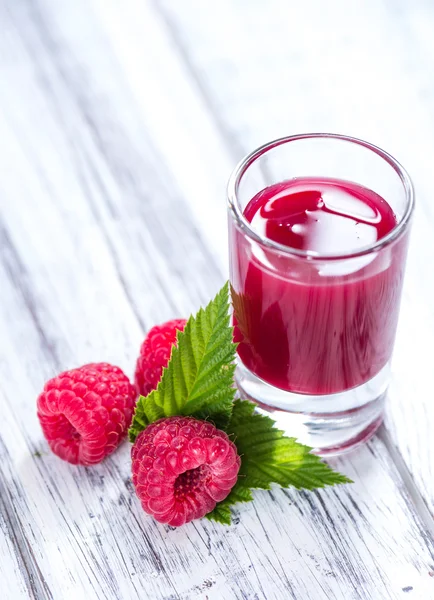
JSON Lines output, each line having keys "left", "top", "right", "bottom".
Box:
{"left": 157, "top": 0, "right": 434, "bottom": 515}
{"left": 0, "top": 472, "right": 37, "bottom": 600}
{"left": 0, "top": 0, "right": 433, "bottom": 598}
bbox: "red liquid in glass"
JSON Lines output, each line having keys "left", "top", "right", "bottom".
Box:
{"left": 231, "top": 177, "right": 406, "bottom": 395}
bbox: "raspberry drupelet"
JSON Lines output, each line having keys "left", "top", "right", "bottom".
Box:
{"left": 37, "top": 363, "right": 136, "bottom": 465}
{"left": 131, "top": 416, "right": 241, "bottom": 526}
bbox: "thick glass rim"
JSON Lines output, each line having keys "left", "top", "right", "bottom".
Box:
{"left": 227, "top": 133, "right": 415, "bottom": 261}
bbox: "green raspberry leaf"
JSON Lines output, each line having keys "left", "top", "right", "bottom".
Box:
{"left": 206, "top": 399, "right": 352, "bottom": 523}
{"left": 129, "top": 283, "right": 236, "bottom": 442}
{"left": 205, "top": 502, "right": 232, "bottom": 525}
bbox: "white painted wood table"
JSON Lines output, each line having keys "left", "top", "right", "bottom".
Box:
{"left": 1, "top": 1, "right": 433, "bottom": 598}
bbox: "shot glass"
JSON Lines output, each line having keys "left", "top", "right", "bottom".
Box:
{"left": 227, "top": 134, "right": 414, "bottom": 454}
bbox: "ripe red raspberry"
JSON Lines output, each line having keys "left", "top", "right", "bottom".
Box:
{"left": 131, "top": 416, "right": 241, "bottom": 527}
{"left": 135, "top": 319, "right": 187, "bottom": 396}
{"left": 37, "top": 363, "right": 136, "bottom": 466}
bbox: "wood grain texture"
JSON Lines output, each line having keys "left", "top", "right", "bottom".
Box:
{"left": 0, "top": 1, "right": 433, "bottom": 599}
{"left": 0, "top": 470, "right": 35, "bottom": 600}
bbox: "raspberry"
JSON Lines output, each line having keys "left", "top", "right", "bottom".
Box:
{"left": 135, "top": 319, "right": 187, "bottom": 396}
{"left": 37, "top": 363, "right": 136, "bottom": 466}
{"left": 131, "top": 416, "right": 241, "bottom": 526}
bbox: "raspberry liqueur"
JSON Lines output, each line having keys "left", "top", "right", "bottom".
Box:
{"left": 232, "top": 177, "right": 404, "bottom": 395}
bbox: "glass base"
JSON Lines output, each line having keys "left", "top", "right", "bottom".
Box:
{"left": 235, "top": 361, "right": 390, "bottom": 456}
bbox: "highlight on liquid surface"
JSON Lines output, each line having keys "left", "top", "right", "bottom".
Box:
{"left": 245, "top": 177, "right": 397, "bottom": 254}
{"left": 230, "top": 177, "right": 408, "bottom": 395}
